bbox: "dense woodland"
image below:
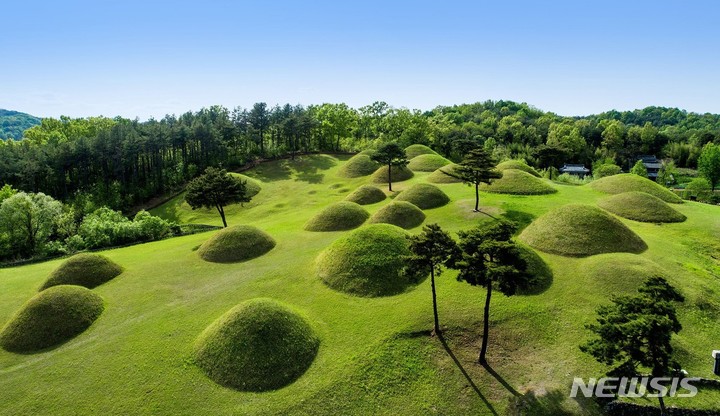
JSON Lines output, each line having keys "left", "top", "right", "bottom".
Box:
{"left": 2, "top": 101, "right": 720, "bottom": 213}
{"left": 0, "top": 109, "right": 41, "bottom": 140}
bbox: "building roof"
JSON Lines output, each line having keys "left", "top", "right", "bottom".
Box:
{"left": 560, "top": 164, "right": 590, "bottom": 173}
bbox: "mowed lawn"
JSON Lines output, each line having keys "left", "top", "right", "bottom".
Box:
{"left": 1, "top": 154, "right": 719, "bottom": 415}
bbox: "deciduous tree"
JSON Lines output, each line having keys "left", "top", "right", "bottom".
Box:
{"left": 698, "top": 142, "right": 720, "bottom": 191}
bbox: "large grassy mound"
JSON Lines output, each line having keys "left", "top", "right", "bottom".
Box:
{"left": 337, "top": 154, "right": 379, "bottom": 178}
{"left": 316, "top": 224, "right": 424, "bottom": 297}
{"left": 371, "top": 165, "right": 414, "bottom": 184}
{"left": 394, "top": 183, "right": 450, "bottom": 209}
{"left": 40, "top": 253, "right": 123, "bottom": 291}
{"left": 194, "top": 298, "right": 319, "bottom": 392}
{"left": 581, "top": 254, "right": 669, "bottom": 294}
{"left": 368, "top": 201, "right": 426, "bottom": 229}
{"left": 598, "top": 191, "right": 687, "bottom": 223}
{"left": 197, "top": 225, "right": 276, "bottom": 263}
{"left": 482, "top": 169, "right": 557, "bottom": 195}
{"left": 344, "top": 185, "right": 386, "bottom": 205}
{"left": 589, "top": 173, "right": 682, "bottom": 203}
{"left": 304, "top": 201, "right": 370, "bottom": 231}
{"left": 404, "top": 144, "right": 438, "bottom": 159}
{"left": 229, "top": 173, "right": 262, "bottom": 197}
{"left": 519, "top": 204, "right": 647, "bottom": 257}
{"left": 407, "top": 154, "right": 452, "bottom": 172}
{"left": 496, "top": 160, "right": 541, "bottom": 177}
{"left": 0, "top": 285, "right": 104, "bottom": 353}
{"left": 426, "top": 164, "right": 463, "bottom": 183}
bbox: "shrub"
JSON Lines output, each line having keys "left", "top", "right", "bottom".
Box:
{"left": 0, "top": 285, "right": 104, "bottom": 353}
{"left": 597, "top": 191, "right": 686, "bottom": 223}
{"left": 133, "top": 210, "right": 173, "bottom": 241}
{"left": 338, "top": 154, "right": 380, "bottom": 178}
{"left": 554, "top": 173, "right": 592, "bottom": 185}
{"left": 368, "top": 201, "right": 426, "bottom": 229}
{"left": 683, "top": 177, "right": 712, "bottom": 200}
{"left": 304, "top": 201, "right": 370, "bottom": 231}
{"left": 316, "top": 224, "right": 425, "bottom": 296}
{"left": 394, "top": 184, "right": 450, "bottom": 209}
{"left": 404, "top": 144, "right": 438, "bottom": 159}
{"left": 496, "top": 160, "right": 541, "bottom": 177}
{"left": 482, "top": 169, "right": 557, "bottom": 195}
{"left": 593, "top": 164, "right": 622, "bottom": 179}
{"left": 194, "top": 298, "right": 319, "bottom": 391}
{"left": 407, "top": 154, "right": 452, "bottom": 172}
{"left": 40, "top": 253, "right": 124, "bottom": 290}
{"left": 589, "top": 174, "right": 683, "bottom": 203}
{"left": 630, "top": 160, "right": 649, "bottom": 177}
{"left": 426, "top": 164, "right": 463, "bottom": 183}
{"left": 344, "top": 185, "right": 387, "bottom": 205}
{"left": 371, "top": 165, "right": 414, "bottom": 184}
{"left": 519, "top": 204, "right": 647, "bottom": 257}
{"left": 197, "top": 225, "right": 276, "bottom": 263}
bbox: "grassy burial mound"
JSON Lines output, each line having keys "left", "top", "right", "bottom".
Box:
{"left": 581, "top": 253, "right": 669, "bottom": 294}
{"left": 426, "top": 164, "right": 463, "bottom": 183}
{"left": 197, "top": 225, "right": 276, "bottom": 263}
{"left": 589, "top": 173, "right": 682, "bottom": 203}
{"left": 0, "top": 285, "right": 104, "bottom": 353}
{"left": 394, "top": 183, "right": 450, "bottom": 209}
{"left": 517, "top": 245, "right": 554, "bottom": 295}
{"left": 337, "top": 154, "right": 379, "bottom": 178}
{"left": 193, "top": 298, "right": 320, "bottom": 392}
{"left": 407, "top": 154, "right": 452, "bottom": 172}
{"left": 519, "top": 204, "right": 647, "bottom": 257}
{"left": 316, "top": 224, "right": 424, "bottom": 297}
{"left": 404, "top": 144, "right": 438, "bottom": 159}
{"left": 597, "top": 191, "right": 687, "bottom": 223}
{"left": 496, "top": 160, "right": 541, "bottom": 177}
{"left": 229, "top": 173, "right": 262, "bottom": 197}
{"left": 304, "top": 201, "right": 370, "bottom": 231}
{"left": 370, "top": 165, "right": 414, "bottom": 184}
{"left": 482, "top": 169, "right": 557, "bottom": 195}
{"left": 368, "top": 201, "right": 426, "bottom": 229}
{"left": 40, "top": 253, "right": 123, "bottom": 291}
{"left": 344, "top": 185, "right": 387, "bottom": 205}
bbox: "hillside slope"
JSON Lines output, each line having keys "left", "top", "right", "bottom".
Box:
{"left": 0, "top": 109, "right": 41, "bottom": 140}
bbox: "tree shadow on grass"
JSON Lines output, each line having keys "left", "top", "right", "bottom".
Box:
{"left": 249, "top": 160, "right": 293, "bottom": 182}
{"left": 292, "top": 155, "right": 337, "bottom": 184}
{"left": 501, "top": 209, "right": 535, "bottom": 234}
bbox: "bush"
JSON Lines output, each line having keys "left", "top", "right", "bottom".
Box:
{"left": 482, "top": 169, "right": 557, "bottom": 195}
{"left": 344, "top": 185, "right": 387, "bottom": 205}
{"left": 368, "top": 201, "right": 426, "bottom": 229}
{"left": 40, "top": 253, "right": 124, "bottom": 290}
{"left": 407, "top": 154, "right": 451, "bottom": 172}
{"left": 0, "top": 285, "right": 104, "bottom": 353}
{"left": 684, "top": 177, "right": 712, "bottom": 200}
{"left": 78, "top": 208, "right": 174, "bottom": 249}
{"left": 316, "top": 224, "right": 425, "bottom": 296}
{"left": 304, "top": 201, "right": 370, "bottom": 231}
{"left": 554, "top": 173, "right": 592, "bottom": 185}
{"left": 594, "top": 164, "right": 622, "bottom": 179}
{"left": 197, "top": 225, "right": 276, "bottom": 263}
{"left": 404, "top": 144, "right": 438, "bottom": 159}
{"left": 394, "top": 183, "right": 450, "bottom": 209}
{"left": 589, "top": 174, "right": 683, "bottom": 203}
{"left": 133, "top": 210, "right": 173, "bottom": 241}
{"left": 519, "top": 204, "right": 647, "bottom": 257}
{"left": 194, "top": 298, "right": 319, "bottom": 391}
{"left": 597, "top": 191, "right": 686, "bottom": 223}
{"left": 630, "top": 160, "right": 648, "bottom": 177}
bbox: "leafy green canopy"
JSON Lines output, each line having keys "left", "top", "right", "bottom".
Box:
{"left": 194, "top": 298, "right": 320, "bottom": 392}
{"left": 40, "top": 253, "right": 124, "bottom": 290}
{"left": 698, "top": 142, "right": 720, "bottom": 190}
{"left": 0, "top": 285, "right": 104, "bottom": 353}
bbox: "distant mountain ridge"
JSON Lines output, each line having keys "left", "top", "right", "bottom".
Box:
{"left": 0, "top": 109, "right": 41, "bottom": 140}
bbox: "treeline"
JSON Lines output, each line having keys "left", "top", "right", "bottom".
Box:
{"left": 2, "top": 100, "right": 719, "bottom": 211}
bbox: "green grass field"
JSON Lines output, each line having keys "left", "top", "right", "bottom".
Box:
{"left": 1, "top": 154, "right": 719, "bottom": 415}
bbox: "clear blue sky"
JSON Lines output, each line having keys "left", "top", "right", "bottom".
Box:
{"left": 2, "top": 0, "right": 719, "bottom": 119}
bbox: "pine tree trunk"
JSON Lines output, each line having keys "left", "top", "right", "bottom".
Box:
{"left": 479, "top": 281, "right": 492, "bottom": 364}
{"left": 388, "top": 163, "right": 393, "bottom": 192}
{"left": 218, "top": 205, "right": 228, "bottom": 228}
{"left": 474, "top": 182, "right": 480, "bottom": 212}
{"left": 431, "top": 266, "right": 440, "bottom": 335}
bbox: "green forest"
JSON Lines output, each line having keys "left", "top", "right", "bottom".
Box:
{"left": 0, "top": 109, "right": 40, "bottom": 140}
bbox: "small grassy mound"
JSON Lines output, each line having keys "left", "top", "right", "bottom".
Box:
{"left": 40, "top": 253, "right": 123, "bottom": 291}
{"left": 344, "top": 185, "right": 387, "bottom": 205}
{"left": 304, "top": 201, "right": 370, "bottom": 231}
{"left": 597, "top": 191, "right": 687, "bottom": 223}
{"left": 517, "top": 245, "right": 553, "bottom": 295}
{"left": 337, "top": 154, "right": 379, "bottom": 178}
{"left": 0, "top": 285, "right": 104, "bottom": 353}
{"left": 394, "top": 183, "right": 450, "bottom": 209}
{"left": 496, "top": 160, "right": 541, "bottom": 177}
{"left": 581, "top": 254, "right": 668, "bottom": 293}
{"left": 197, "top": 225, "right": 276, "bottom": 263}
{"left": 194, "top": 298, "right": 319, "bottom": 392}
{"left": 482, "top": 169, "right": 557, "bottom": 195}
{"left": 371, "top": 165, "right": 414, "bottom": 184}
{"left": 316, "top": 224, "right": 424, "bottom": 296}
{"left": 407, "top": 154, "right": 452, "bottom": 172}
{"left": 426, "top": 164, "right": 463, "bottom": 183}
{"left": 519, "top": 204, "right": 647, "bottom": 257}
{"left": 368, "top": 201, "right": 426, "bottom": 229}
{"left": 404, "top": 144, "right": 438, "bottom": 159}
{"left": 589, "top": 173, "right": 682, "bottom": 203}
{"left": 229, "top": 173, "right": 262, "bottom": 197}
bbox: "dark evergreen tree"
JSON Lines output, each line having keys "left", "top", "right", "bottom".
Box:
{"left": 370, "top": 143, "right": 408, "bottom": 191}
{"left": 185, "top": 168, "right": 250, "bottom": 227}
